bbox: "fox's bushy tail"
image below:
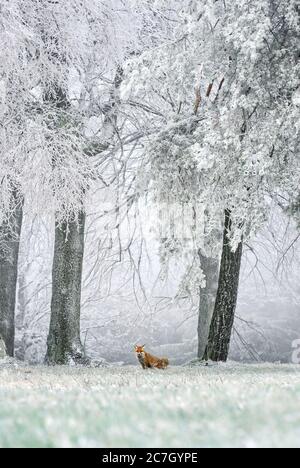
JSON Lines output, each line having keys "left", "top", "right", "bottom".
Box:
{"left": 159, "top": 358, "right": 169, "bottom": 369}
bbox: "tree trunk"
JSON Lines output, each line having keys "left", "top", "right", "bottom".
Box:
{"left": 0, "top": 192, "right": 23, "bottom": 356}
{"left": 197, "top": 251, "right": 219, "bottom": 359}
{"left": 204, "top": 210, "right": 243, "bottom": 362}
{"left": 14, "top": 270, "right": 27, "bottom": 361}
{"left": 45, "top": 212, "right": 88, "bottom": 365}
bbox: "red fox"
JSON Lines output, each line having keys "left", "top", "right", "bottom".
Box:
{"left": 135, "top": 345, "right": 169, "bottom": 370}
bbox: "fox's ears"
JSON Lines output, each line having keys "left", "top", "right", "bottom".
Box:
{"left": 134, "top": 345, "right": 145, "bottom": 351}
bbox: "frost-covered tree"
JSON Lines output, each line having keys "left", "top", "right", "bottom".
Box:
{"left": 0, "top": 3, "right": 27, "bottom": 356}
{"left": 0, "top": 0, "right": 129, "bottom": 363}
{"left": 0, "top": 127, "right": 24, "bottom": 357}
{"left": 124, "top": 0, "right": 300, "bottom": 361}
{"left": 201, "top": 0, "right": 299, "bottom": 361}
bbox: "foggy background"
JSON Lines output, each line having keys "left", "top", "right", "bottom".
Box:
{"left": 15, "top": 190, "right": 300, "bottom": 366}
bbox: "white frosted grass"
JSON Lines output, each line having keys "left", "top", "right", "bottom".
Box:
{"left": 0, "top": 363, "right": 300, "bottom": 448}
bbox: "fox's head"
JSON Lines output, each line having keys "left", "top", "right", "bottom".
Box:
{"left": 135, "top": 345, "right": 145, "bottom": 357}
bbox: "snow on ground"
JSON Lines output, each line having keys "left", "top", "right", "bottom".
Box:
{"left": 0, "top": 362, "right": 300, "bottom": 448}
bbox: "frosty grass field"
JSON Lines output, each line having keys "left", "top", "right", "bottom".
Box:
{"left": 0, "top": 362, "right": 300, "bottom": 448}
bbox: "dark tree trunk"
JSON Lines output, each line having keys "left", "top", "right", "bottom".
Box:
{"left": 0, "top": 192, "right": 23, "bottom": 356}
{"left": 15, "top": 270, "right": 27, "bottom": 361}
{"left": 203, "top": 210, "right": 243, "bottom": 362}
{"left": 197, "top": 251, "right": 219, "bottom": 359}
{"left": 45, "top": 212, "right": 88, "bottom": 365}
